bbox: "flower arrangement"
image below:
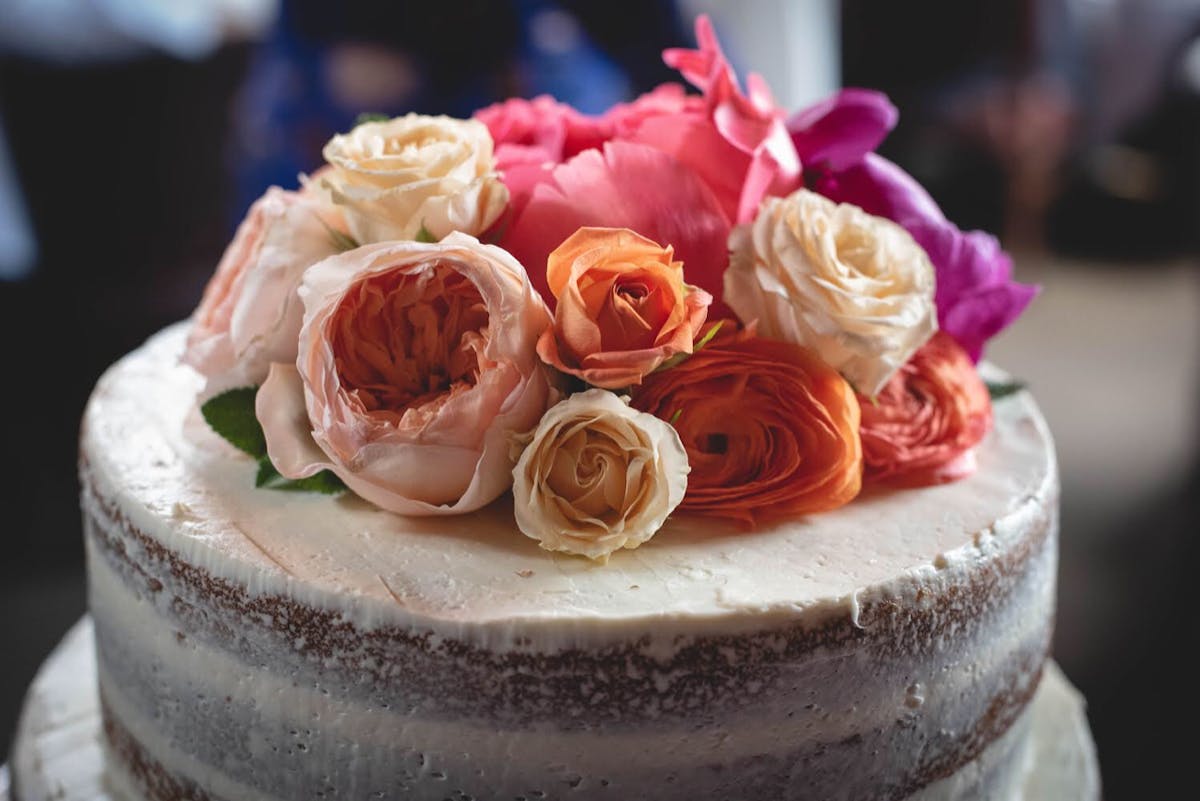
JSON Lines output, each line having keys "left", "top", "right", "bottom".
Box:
{"left": 185, "top": 16, "right": 1036, "bottom": 561}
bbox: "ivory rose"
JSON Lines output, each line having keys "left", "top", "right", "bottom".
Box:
{"left": 536, "top": 227, "right": 711, "bottom": 389}
{"left": 321, "top": 114, "right": 508, "bottom": 244}
{"left": 632, "top": 327, "right": 862, "bottom": 523}
{"left": 725, "top": 188, "right": 937, "bottom": 397}
{"left": 183, "top": 186, "right": 345, "bottom": 394}
{"left": 512, "top": 389, "right": 688, "bottom": 561}
{"left": 859, "top": 332, "right": 993, "bottom": 486}
{"left": 255, "top": 233, "right": 554, "bottom": 515}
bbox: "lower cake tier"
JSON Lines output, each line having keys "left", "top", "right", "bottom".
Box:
{"left": 8, "top": 620, "right": 1101, "bottom": 801}
{"left": 80, "top": 488, "right": 1056, "bottom": 801}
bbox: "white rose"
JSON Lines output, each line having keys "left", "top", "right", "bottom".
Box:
{"left": 512, "top": 390, "right": 689, "bottom": 561}
{"left": 321, "top": 114, "right": 508, "bottom": 244}
{"left": 724, "top": 189, "right": 937, "bottom": 396}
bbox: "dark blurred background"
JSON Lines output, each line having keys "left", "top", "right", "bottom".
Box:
{"left": 1, "top": 1, "right": 1197, "bottom": 798}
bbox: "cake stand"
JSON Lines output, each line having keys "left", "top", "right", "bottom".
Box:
{"left": 6, "top": 618, "right": 1100, "bottom": 800}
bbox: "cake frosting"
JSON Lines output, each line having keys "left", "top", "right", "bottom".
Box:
{"left": 73, "top": 324, "right": 1060, "bottom": 800}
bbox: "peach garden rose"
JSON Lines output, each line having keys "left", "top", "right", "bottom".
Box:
{"left": 321, "top": 114, "right": 508, "bottom": 245}
{"left": 536, "top": 227, "right": 711, "bottom": 389}
{"left": 512, "top": 389, "right": 689, "bottom": 561}
{"left": 182, "top": 186, "right": 346, "bottom": 395}
{"left": 255, "top": 233, "right": 554, "bottom": 515}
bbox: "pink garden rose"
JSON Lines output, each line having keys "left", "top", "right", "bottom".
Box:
{"left": 787, "top": 88, "right": 1037, "bottom": 361}
{"left": 183, "top": 186, "right": 345, "bottom": 394}
{"left": 256, "top": 234, "right": 555, "bottom": 515}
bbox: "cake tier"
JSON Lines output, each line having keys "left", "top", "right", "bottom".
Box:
{"left": 7, "top": 620, "right": 1101, "bottom": 801}
{"left": 79, "top": 325, "right": 1059, "bottom": 801}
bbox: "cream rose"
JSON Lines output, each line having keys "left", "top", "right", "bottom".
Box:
{"left": 255, "top": 233, "right": 554, "bottom": 515}
{"left": 321, "top": 114, "right": 508, "bottom": 244}
{"left": 511, "top": 389, "right": 688, "bottom": 561}
{"left": 725, "top": 189, "right": 937, "bottom": 396}
{"left": 183, "top": 186, "right": 346, "bottom": 395}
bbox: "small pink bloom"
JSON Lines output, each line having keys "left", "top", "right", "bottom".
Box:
{"left": 183, "top": 187, "right": 345, "bottom": 395}
{"left": 500, "top": 141, "right": 732, "bottom": 314}
{"left": 256, "top": 234, "right": 555, "bottom": 515}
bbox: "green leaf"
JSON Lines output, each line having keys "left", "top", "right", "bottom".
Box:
{"left": 653, "top": 319, "right": 726, "bottom": 374}
{"left": 355, "top": 112, "right": 390, "bottom": 125}
{"left": 201, "top": 388, "right": 266, "bottom": 457}
{"left": 415, "top": 223, "right": 437, "bottom": 243}
{"left": 986, "top": 380, "right": 1027, "bottom": 400}
{"left": 255, "top": 457, "right": 346, "bottom": 494}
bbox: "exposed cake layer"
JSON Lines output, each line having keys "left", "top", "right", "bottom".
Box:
{"left": 79, "top": 325, "right": 1060, "bottom": 800}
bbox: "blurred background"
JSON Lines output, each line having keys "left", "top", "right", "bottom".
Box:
{"left": 1, "top": 0, "right": 1197, "bottom": 797}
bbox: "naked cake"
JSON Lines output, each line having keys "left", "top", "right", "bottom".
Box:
{"left": 8, "top": 15, "right": 1099, "bottom": 801}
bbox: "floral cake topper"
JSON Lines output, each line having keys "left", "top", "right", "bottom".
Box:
{"left": 185, "top": 16, "right": 1034, "bottom": 562}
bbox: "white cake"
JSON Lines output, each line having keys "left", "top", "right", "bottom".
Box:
{"left": 24, "top": 323, "right": 1077, "bottom": 800}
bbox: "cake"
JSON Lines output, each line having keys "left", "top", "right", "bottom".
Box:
{"left": 8, "top": 14, "right": 1099, "bottom": 801}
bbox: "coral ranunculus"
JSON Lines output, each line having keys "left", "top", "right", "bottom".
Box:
{"left": 631, "top": 327, "right": 862, "bottom": 523}
{"left": 255, "top": 234, "right": 555, "bottom": 515}
{"left": 859, "top": 332, "right": 993, "bottom": 486}
{"left": 537, "top": 227, "right": 711, "bottom": 389}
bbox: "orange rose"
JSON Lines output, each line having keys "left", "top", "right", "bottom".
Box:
{"left": 631, "top": 326, "right": 862, "bottom": 523}
{"left": 536, "top": 227, "right": 711, "bottom": 389}
{"left": 859, "top": 332, "right": 993, "bottom": 486}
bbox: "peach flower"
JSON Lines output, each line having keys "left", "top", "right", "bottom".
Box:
{"left": 321, "top": 114, "right": 508, "bottom": 244}
{"left": 632, "top": 326, "right": 862, "bottom": 523}
{"left": 256, "top": 233, "right": 554, "bottom": 515}
{"left": 183, "top": 186, "right": 346, "bottom": 394}
{"left": 859, "top": 332, "right": 993, "bottom": 486}
{"left": 512, "top": 389, "right": 689, "bottom": 561}
{"left": 536, "top": 227, "right": 711, "bottom": 389}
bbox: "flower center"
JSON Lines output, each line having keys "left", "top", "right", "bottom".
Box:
{"left": 329, "top": 261, "right": 490, "bottom": 421}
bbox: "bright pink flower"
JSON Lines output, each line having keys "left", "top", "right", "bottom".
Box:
{"left": 616, "top": 15, "right": 800, "bottom": 224}
{"left": 475, "top": 95, "right": 611, "bottom": 165}
{"left": 500, "top": 141, "right": 732, "bottom": 313}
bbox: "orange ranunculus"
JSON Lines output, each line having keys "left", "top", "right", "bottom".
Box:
{"left": 536, "top": 227, "right": 712, "bottom": 389}
{"left": 630, "top": 326, "right": 862, "bottom": 523}
{"left": 859, "top": 332, "right": 993, "bottom": 486}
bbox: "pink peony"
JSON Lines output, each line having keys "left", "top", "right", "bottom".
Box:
{"left": 256, "top": 234, "right": 555, "bottom": 515}
{"left": 499, "top": 141, "right": 732, "bottom": 314}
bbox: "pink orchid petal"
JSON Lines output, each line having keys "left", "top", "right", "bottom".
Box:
{"left": 501, "top": 141, "right": 732, "bottom": 313}
{"left": 788, "top": 88, "right": 899, "bottom": 171}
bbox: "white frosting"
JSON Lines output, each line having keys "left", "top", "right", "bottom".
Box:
{"left": 80, "top": 324, "right": 1056, "bottom": 651}
{"left": 8, "top": 619, "right": 1099, "bottom": 801}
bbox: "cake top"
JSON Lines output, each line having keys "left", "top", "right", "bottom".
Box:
{"left": 171, "top": 15, "right": 1039, "bottom": 568}
{"left": 84, "top": 324, "right": 1053, "bottom": 644}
